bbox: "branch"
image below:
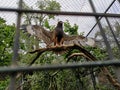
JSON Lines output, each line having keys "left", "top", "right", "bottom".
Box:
{"left": 67, "top": 53, "right": 93, "bottom": 62}
{"left": 29, "top": 44, "right": 97, "bottom": 61}
{"left": 13, "top": 44, "right": 120, "bottom": 89}
{"left": 102, "top": 67, "right": 120, "bottom": 89}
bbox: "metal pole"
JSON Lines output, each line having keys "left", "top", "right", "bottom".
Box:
{"left": 118, "top": 0, "right": 120, "bottom": 3}
{"left": 10, "top": 0, "right": 22, "bottom": 90}
{"left": 86, "top": 0, "right": 116, "bottom": 37}
{"left": 89, "top": 0, "right": 120, "bottom": 83}
{"left": 0, "top": 8, "right": 120, "bottom": 17}
{"left": 89, "top": 0, "right": 114, "bottom": 60}
{"left": 0, "top": 60, "right": 120, "bottom": 73}
{"left": 12, "top": 0, "right": 22, "bottom": 64}
{"left": 9, "top": 73, "right": 16, "bottom": 90}
{"left": 105, "top": 17, "right": 120, "bottom": 52}
{"left": 90, "top": 68, "right": 96, "bottom": 90}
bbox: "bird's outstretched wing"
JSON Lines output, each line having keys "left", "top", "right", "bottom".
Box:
{"left": 21, "top": 25, "right": 54, "bottom": 46}
{"left": 21, "top": 25, "right": 95, "bottom": 47}
{"left": 63, "top": 33, "right": 95, "bottom": 47}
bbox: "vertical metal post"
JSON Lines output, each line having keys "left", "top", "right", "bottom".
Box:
{"left": 90, "top": 68, "right": 96, "bottom": 90}
{"left": 118, "top": 0, "right": 120, "bottom": 3}
{"left": 86, "top": 0, "right": 116, "bottom": 37}
{"left": 105, "top": 17, "right": 120, "bottom": 52}
{"left": 12, "top": 0, "right": 22, "bottom": 64}
{"left": 89, "top": 0, "right": 114, "bottom": 60}
{"left": 89, "top": 0, "right": 120, "bottom": 83}
{"left": 10, "top": 0, "right": 22, "bottom": 90}
{"left": 9, "top": 73, "right": 16, "bottom": 90}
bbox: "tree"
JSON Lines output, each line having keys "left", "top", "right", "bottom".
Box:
{"left": 64, "top": 20, "right": 79, "bottom": 35}
{"left": 0, "top": 17, "right": 15, "bottom": 66}
{"left": 0, "top": 17, "right": 15, "bottom": 90}
{"left": 21, "top": 0, "right": 61, "bottom": 53}
{"left": 20, "top": 19, "right": 114, "bottom": 89}
{"left": 22, "top": 0, "right": 61, "bottom": 26}
{"left": 20, "top": 1, "right": 120, "bottom": 89}
{"left": 95, "top": 21, "right": 120, "bottom": 59}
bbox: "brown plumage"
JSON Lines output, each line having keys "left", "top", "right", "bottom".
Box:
{"left": 23, "top": 21, "right": 96, "bottom": 48}
{"left": 53, "top": 21, "right": 64, "bottom": 46}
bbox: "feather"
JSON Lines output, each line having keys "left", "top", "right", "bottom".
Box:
{"left": 21, "top": 24, "right": 95, "bottom": 48}
{"left": 24, "top": 25, "right": 53, "bottom": 47}
{"left": 52, "top": 21, "right": 64, "bottom": 46}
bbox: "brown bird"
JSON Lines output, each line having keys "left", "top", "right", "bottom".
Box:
{"left": 52, "top": 21, "right": 64, "bottom": 46}
{"left": 22, "top": 21, "right": 95, "bottom": 48}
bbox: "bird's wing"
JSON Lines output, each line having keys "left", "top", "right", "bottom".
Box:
{"left": 21, "top": 25, "right": 96, "bottom": 47}
{"left": 63, "top": 33, "right": 96, "bottom": 47}
{"left": 23, "top": 25, "right": 53, "bottom": 46}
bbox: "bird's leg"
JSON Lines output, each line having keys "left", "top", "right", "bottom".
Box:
{"left": 54, "top": 37, "right": 59, "bottom": 47}
{"left": 56, "top": 41, "right": 60, "bottom": 47}
{"left": 52, "top": 33, "right": 56, "bottom": 46}
{"left": 60, "top": 38, "right": 64, "bottom": 46}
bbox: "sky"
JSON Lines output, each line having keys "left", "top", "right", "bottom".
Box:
{"left": 0, "top": 0, "right": 120, "bottom": 37}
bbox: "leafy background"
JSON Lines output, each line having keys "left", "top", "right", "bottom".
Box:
{"left": 0, "top": 0, "right": 120, "bottom": 90}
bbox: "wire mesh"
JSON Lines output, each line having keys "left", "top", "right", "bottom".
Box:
{"left": 0, "top": 0, "right": 120, "bottom": 90}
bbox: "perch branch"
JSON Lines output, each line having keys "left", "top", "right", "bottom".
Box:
{"left": 67, "top": 53, "right": 93, "bottom": 62}
{"left": 15, "top": 44, "right": 120, "bottom": 89}
{"left": 29, "top": 44, "right": 97, "bottom": 61}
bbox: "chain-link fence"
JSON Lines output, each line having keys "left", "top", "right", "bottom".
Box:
{"left": 0, "top": 0, "right": 120, "bottom": 90}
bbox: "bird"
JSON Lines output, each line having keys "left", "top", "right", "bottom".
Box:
{"left": 21, "top": 21, "right": 96, "bottom": 48}
{"left": 52, "top": 21, "right": 64, "bottom": 46}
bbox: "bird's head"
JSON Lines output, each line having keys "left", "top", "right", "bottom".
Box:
{"left": 58, "top": 21, "right": 63, "bottom": 24}
{"left": 57, "top": 21, "right": 63, "bottom": 27}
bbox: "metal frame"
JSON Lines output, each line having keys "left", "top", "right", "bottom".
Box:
{"left": 86, "top": 0, "right": 117, "bottom": 37}
{"left": 0, "top": 0, "right": 120, "bottom": 90}
{"left": 0, "top": 60, "right": 120, "bottom": 74}
{"left": 0, "top": 8, "right": 120, "bottom": 17}
{"left": 89, "top": 0, "right": 114, "bottom": 60}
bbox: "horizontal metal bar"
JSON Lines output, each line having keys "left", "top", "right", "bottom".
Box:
{"left": 0, "top": 60, "right": 120, "bottom": 74}
{"left": 0, "top": 8, "right": 120, "bottom": 17}
{"left": 86, "top": 0, "right": 116, "bottom": 37}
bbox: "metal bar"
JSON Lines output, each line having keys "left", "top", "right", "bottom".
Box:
{"left": 118, "top": 0, "right": 120, "bottom": 3}
{"left": 89, "top": 0, "right": 120, "bottom": 83}
{"left": 12, "top": 2, "right": 22, "bottom": 65}
{"left": 9, "top": 73, "right": 16, "bottom": 90}
{"left": 105, "top": 17, "right": 120, "bottom": 52}
{"left": 10, "top": 0, "right": 22, "bottom": 90}
{"left": 0, "top": 60, "right": 120, "bottom": 73}
{"left": 89, "top": 0, "right": 114, "bottom": 60}
{"left": 86, "top": 0, "right": 116, "bottom": 37}
{"left": 90, "top": 68, "right": 96, "bottom": 90}
{"left": 0, "top": 8, "right": 120, "bottom": 17}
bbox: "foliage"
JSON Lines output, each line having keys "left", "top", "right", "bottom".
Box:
{"left": 19, "top": 11, "right": 115, "bottom": 89}
{"left": 0, "top": 0, "right": 118, "bottom": 89}
{"left": 64, "top": 20, "right": 79, "bottom": 35}
{"left": 19, "top": 20, "right": 111, "bottom": 90}
{"left": 0, "top": 17, "right": 15, "bottom": 66}
{"left": 36, "top": 0, "right": 61, "bottom": 11}
{"left": 0, "top": 16, "right": 115, "bottom": 90}
{"left": 0, "top": 17, "right": 15, "bottom": 90}
{"left": 95, "top": 21, "right": 120, "bottom": 59}
{"left": 1, "top": 1, "right": 117, "bottom": 89}
{"left": 85, "top": 46, "right": 107, "bottom": 60}
{"left": 22, "top": 0, "right": 61, "bottom": 25}
{"left": 44, "top": 19, "right": 55, "bottom": 30}
{"left": 0, "top": 79, "right": 10, "bottom": 90}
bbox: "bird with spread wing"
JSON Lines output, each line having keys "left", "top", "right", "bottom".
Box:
{"left": 21, "top": 21, "right": 95, "bottom": 48}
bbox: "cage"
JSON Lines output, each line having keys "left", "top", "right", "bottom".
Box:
{"left": 0, "top": 0, "right": 120, "bottom": 90}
